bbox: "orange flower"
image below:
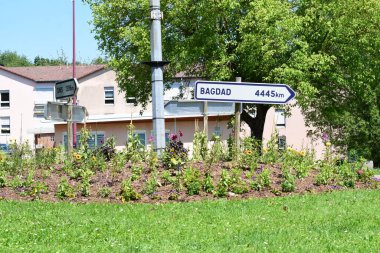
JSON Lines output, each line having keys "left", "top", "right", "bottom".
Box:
{"left": 244, "top": 150, "right": 253, "bottom": 155}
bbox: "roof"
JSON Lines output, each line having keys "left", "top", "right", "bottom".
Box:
{"left": 0, "top": 65, "right": 105, "bottom": 83}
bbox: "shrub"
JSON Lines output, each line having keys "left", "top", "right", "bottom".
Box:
{"left": 183, "top": 167, "right": 201, "bottom": 196}
{"left": 56, "top": 177, "right": 75, "bottom": 199}
{"left": 120, "top": 179, "right": 141, "bottom": 202}
{"left": 281, "top": 170, "right": 296, "bottom": 192}
{"left": 202, "top": 172, "right": 214, "bottom": 193}
{"left": 215, "top": 169, "right": 230, "bottom": 197}
{"left": 192, "top": 131, "right": 208, "bottom": 161}
{"left": 230, "top": 168, "right": 249, "bottom": 194}
{"left": 98, "top": 187, "right": 111, "bottom": 198}
{"left": 252, "top": 168, "right": 271, "bottom": 191}
{"left": 162, "top": 132, "right": 188, "bottom": 169}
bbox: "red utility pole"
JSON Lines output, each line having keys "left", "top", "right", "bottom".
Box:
{"left": 72, "top": 0, "right": 77, "bottom": 148}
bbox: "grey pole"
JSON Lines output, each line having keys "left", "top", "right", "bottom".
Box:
{"left": 150, "top": 0, "right": 165, "bottom": 154}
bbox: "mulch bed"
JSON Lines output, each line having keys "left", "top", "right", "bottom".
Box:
{"left": 0, "top": 161, "right": 377, "bottom": 204}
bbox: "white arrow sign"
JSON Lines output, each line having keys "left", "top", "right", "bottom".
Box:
{"left": 195, "top": 81, "right": 296, "bottom": 104}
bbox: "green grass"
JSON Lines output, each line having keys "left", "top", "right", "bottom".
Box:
{"left": 1, "top": 190, "right": 380, "bottom": 252}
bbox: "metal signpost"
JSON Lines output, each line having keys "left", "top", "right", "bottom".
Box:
{"left": 52, "top": 78, "right": 81, "bottom": 153}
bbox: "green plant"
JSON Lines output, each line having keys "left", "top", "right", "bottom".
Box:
{"left": 203, "top": 172, "right": 214, "bottom": 193}
{"left": 240, "top": 137, "right": 260, "bottom": 170}
{"left": 0, "top": 172, "right": 6, "bottom": 187}
{"left": 125, "top": 123, "right": 145, "bottom": 163}
{"left": 252, "top": 168, "right": 271, "bottom": 191}
{"left": 80, "top": 170, "right": 93, "bottom": 197}
{"left": 281, "top": 170, "right": 296, "bottom": 192}
{"left": 215, "top": 169, "right": 230, "bottom": 197}
{"left": 183, "top": 167, "right": 201, "bottom": 196}
{"left": 28, "top": 182, "right": 48, "bottom": 199}
{"left": 162, "top": 132, "right": 188, "bottom": 169}
{"left": 206, "top": 135, "right": 226, "bottom": 169}
{"left": 130, "top": 164, "right": 144, "bottom": 181}
{"left": 56, "top": 177, "right": 75, "bottom": 199}
{"left": 260, "top": 132, "right": 281, "bottom": 164}
{"left": 111, "top": 152, "right": 126, "bottom": 174}
{"left": 229, "top": 168, "right": 249, "bottom": 194}
{"left": 120, "top": 179, "right": 141, "bottom": 202}
{"left": 161, "top": 170, "right": 176, "bottom": 186}
{"left": 10, "top": 176, "right": 23, "bottom": 189}
{"left": 143, "top": 171, "right": 160, "bottom": 195}
{"left": 98, "top": 187, "right": 112, "bottom": 198}
{"left": 316, "top": 164, "right": 334, "bottom": 186}
{"left": 145, "top": 147, "right": 159, "bottom": 172}
{"left": 192, "top": 131, "right": 208, "bottom": 161}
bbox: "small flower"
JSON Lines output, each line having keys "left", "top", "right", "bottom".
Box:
{"left": 299, "top": 150, "right": 306, "bottom": 157}
{"left": 169, "top": 134, "right": 178, "bottom": 141}
{"left": 325, "top": 142, "right": 331, "bottom": 147}
{"left": 74, "top": 153, "right": 81, "bottom": 160}
{"left": 263, "top": 147, "right": 268, "bottom": 153}
{"left": 322, "top": 132, "right": 329, "bottom": 142}
{"left": 148, "top": 135, "right": 154, "bottom": 143}
{"left": 244, "top": 150, "right": 253, "bottom": 155}
{"left": 179, "top": 130, "right": 183, "bottom": 137}
{"left": 92, "top": 156, "right": 97, "bottom": 161}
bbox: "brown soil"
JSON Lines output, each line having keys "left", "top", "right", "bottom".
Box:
{"left": 0, "top": 161, "right": 376, "bottom": 204}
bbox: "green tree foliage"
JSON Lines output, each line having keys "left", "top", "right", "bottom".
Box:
{"left": 272, "top": 0, "right": 380, "bottom": 165}
{"left": 85, "top": 0, "right": 380, "bottom": 164}
{"left": 0, "top": 50, "right": 32, "bottom": 67}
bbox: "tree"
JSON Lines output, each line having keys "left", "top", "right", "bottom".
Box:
{"left": 85, "top": 0, "right": 300, "bottom": 138}
{"left": 273, "top": 0, "right": 380, "bottom": 165}
{"left": 0, "top": 50, "right": 32, "bottom": 67}
{"left": 85, "top": 0, "right": 380, "bottom": 164}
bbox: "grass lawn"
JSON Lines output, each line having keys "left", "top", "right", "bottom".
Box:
{"left": 0, "top": 190, "right": 379, "bottom": 253}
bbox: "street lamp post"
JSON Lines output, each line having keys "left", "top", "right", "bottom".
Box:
{"left": 149, "top": 0, "right": 166, "bottom": 155}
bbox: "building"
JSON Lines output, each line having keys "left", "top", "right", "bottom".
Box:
{"left": 0, "top": 65, "right": 323, "bottom": 157}
{"left": 0, "top": 65, "right": 105, "bottom": 149}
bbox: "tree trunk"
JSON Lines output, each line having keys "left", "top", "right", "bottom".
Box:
{"left": 241, "top": 104, "right": 271, "bottom": 141}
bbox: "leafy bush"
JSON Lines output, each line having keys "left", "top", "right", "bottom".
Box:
{"left": 215, "top": 169, "right": 230, "bottom": 197}
{"left": 252, "top": 168, "right": 271, "bottom": 191}
{"left": 162, "top": 132, "right": 188, "bottom": 169}
{"left": 192, "top": 131, "right": 208, "bottom": 161}
{"left": 56, "top": 177, "right": 75, "bottom": 199}
{"left": 120, "top": 179, "right": 141, "bottom": 202}
{"left": 183, "top": 167, "right": 201, "bottom": 196}
{"left": 98, "top": 187, "right": 111, "bottom": 198}
{"left": 202, "top": 172, "right": 214, "bottom": 193}
{"left": 281, "top": 170, "right": 296, "bottom": 192}
{"left": 230, "top": 168, "right": 248, "bottom": 194}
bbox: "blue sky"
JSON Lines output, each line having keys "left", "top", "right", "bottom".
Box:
{"left": 0, "top": 0, "right": 102, "bottom": 63}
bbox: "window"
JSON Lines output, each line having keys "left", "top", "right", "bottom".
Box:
{"left": 0, "top": 91, "right": 10, "bottom": 107}
{"left": 278, "top": 135, "right": 286, "bottom": 150}
{"left": 63, "top": 132, "right": 105, "bottom": 149}
{"left": 104, "top": 87, "right": 114, "bottom": 104}
{"left": 213, "top": 126, "right": 222, "bottom": 137}
{"left": 130, "top": 130, "right": 146, "bottom": 146}
{"left": 275, "top": 109, "right": 286, "bottom": 127}
{"left": 34, "top": 103, "right": 45, "bottom": 117}
{"left": 0, "top": 117, "right": 10, "bottom": 134}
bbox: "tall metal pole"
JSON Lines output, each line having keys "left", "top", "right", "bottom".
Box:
{"left": 72, "top": 0, "right": 77, "bottom": 148}
{"left": 150, "top": 0, "right": 165, "bottom": 155}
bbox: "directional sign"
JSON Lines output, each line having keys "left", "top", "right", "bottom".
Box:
{"left": 45, "top": 102, "right": 87, "bottom": 122}
{"left": 55, "top": 78, "right": 78, "bottom": 99}
{"left": 195, "top": 81, "right": 296, "bottom": 104}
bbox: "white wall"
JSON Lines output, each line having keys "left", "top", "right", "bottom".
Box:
{"left": 0, "top": 70, "right": 55, "bottom": 147}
